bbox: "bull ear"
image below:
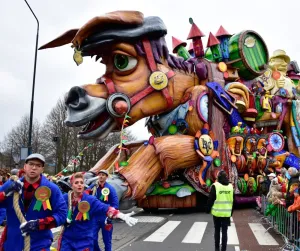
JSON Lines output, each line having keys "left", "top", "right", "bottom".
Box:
{"left": 39, "top": 29, "right": 79, "bottom": 50}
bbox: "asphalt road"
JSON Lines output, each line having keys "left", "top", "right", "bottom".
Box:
{"left": 119, "top": 208, "right": 284, "bottom": 251}
{"left": 0, "top": 207, "right": 283, "bottom": 251}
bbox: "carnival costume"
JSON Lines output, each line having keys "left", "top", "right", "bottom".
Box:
{"left": 59, "top": 192, "right": 111, "bottom": 251}
{"left": 0, "top": 175, "right": 67, "bottom": 251}
{"left": 88, "top": 182, "right": 119, "bottom": 251}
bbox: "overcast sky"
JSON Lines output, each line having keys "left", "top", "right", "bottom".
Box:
{"left": 1, "top": 0, "right": 299, "bottom": 143}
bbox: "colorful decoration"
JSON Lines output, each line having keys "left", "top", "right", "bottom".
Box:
{"left": 194, "top": 124, "right": 219, "bottom": 186}
{"left": 215, "top": 25, "right": 231, "bottom": 62}
{"left": 33, "top": 186, "right": 52, "bottom": 211}
{"left": 187, "top": 18, "right": 205, "bottom": 58}
{"left": 75, "top": 201, "right": 90, "bottom": 221}
{"left": 228, "top": 31, "right": 268, "bottom": 80}
{"left": 41, "top": 10, "right": 300, "bottom": 210}
{"left": 172, "top": 36, "right": 190, "bottom": 60}
{"left": 168, "top": 124, "right": 178, "bottom": 135}
{"left": 100, "top": 188, "right": 110, "bottom": 201}
{"left": 268, "top": 132, "right": 284, "bottom": 152}
{"left": 206, "top": 32, "right": 222, "bottom": 62}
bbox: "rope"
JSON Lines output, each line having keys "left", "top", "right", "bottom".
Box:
{"left": 92, "top": 184, "right": 97, "bottom": 196}
{"left": 10, "top": 175, "right": 30, "bottom": 251}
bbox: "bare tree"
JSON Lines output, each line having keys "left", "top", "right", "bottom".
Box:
{"left": 1, "top": 115, "right": 42, "bottom": 168}
{"left": 1, "top": 97, "right": 138, "bottom": 173}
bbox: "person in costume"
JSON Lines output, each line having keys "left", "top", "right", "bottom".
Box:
{"left": 0, "top": 153, "right": 67, "bottom": 251}
{"left": 87, "top": 170, "right": 119, "bottom": 251}
{"left": 206, "top": 170, "right": 234, "bottom": 251}
{"left": 60, "top": 172, "right": 137, "bottom": 251}
{"left": 286, "top": 167, "right": 299, "bottom": 207}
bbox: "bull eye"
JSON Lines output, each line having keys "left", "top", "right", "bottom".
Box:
{"left": 113, "top": 54, "right": 137, "bottom": 72}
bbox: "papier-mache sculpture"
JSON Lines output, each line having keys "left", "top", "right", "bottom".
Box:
{"left": 40, "top": 11, "right": 300, "bottom": 210}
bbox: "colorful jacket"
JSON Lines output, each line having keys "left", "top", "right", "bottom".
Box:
{"left": 0, "top": 175, "right": 67, "bottom": 251}
{"left": 61, "top": 192, "right": 110, "bottom": 242}
{"left": 288, "top": 195, "right": 300, "bottom": 212}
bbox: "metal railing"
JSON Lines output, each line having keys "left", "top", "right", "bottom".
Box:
{"left": 259, "top": 195, "right": 300, "bottom": 251}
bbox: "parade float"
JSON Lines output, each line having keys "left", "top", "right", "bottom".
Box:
{"left": 40, "top": 11, "right": 300, "bottom": 210}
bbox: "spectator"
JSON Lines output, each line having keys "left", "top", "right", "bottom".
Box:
{"left": 286, "top": 167, "right": 299, "bottom": 207}
{"left": 18, "top": 169, "right": 25, "bottom": 178}
{"left": 259, "top": 176, "right": 270, "bottom": 196}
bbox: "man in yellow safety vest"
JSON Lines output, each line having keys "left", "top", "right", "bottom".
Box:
{"left": 206, "top": 170, "right": 234, "bottom": 251}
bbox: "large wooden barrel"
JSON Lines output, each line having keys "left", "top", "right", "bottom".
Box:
{"left": 228, "top": 30, "right": 269, "bottom": 80}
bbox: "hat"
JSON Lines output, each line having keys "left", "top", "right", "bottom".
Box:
{"left": 267, "top": 173, "right": 276, "bottom": 178}
{"left": 269, "top": 49, "right": 290, "bottom": 63}
{"left": 39, "top": 11, "right": 167, "bottom": 57}
{"left": 25, "top": 153, "right": 45, "bottom": 166}
{"left": 98, "top": 170, "right": 109, "bottom": 176}
{"left": 11, "top": 169, "right": 19, "bottom": 175}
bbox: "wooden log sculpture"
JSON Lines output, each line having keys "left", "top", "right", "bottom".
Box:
{"left": 39, "top": 10, "right": 300, "bottom": 208}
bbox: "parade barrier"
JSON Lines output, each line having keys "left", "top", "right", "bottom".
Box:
{"left": 260, "top": 195, "right": 300, "bottom": 250}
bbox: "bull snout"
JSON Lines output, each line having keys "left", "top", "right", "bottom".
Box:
{"left": 65, "top": 86, "right": 89, "bottom": 110}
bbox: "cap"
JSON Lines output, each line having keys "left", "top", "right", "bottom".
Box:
{"left": 98, "top": 170, "right": 109, "bottom": 176}
{"left": 25, "top": 153, "right": 45, "bottom": 166}
{"left": 11, "top": 168, "right": 19, "bottom": 175}
{"left": 267, "top": 173, "right": 276, "bottom": 178}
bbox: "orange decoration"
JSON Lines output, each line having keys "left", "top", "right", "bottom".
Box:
{"left": 231, "top": 155, "right": 237, "bottom": 163}
{"left": 272, "top": 71, "right": 281, "bottom": 80}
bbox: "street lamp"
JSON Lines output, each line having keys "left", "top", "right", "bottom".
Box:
{"left": 52, "top": 136, "right": 59, "bottom": 174}
{"left": 24, "top": 0, "right": 39, "bottom": 156}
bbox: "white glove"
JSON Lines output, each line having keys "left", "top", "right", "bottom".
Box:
{"left": 116, "top": 211, "right": 138, "bottom": 227}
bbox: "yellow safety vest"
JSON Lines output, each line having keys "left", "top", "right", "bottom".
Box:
{"left": 211, "top": 182, "right": 233, "bottom": 217}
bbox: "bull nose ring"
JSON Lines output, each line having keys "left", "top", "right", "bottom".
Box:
{"left": 106, "top": 93, "right": 131, "bottom": 117}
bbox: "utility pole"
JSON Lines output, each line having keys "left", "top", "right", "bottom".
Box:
{"left": 53, "top": 136, "right": 59, "bottom": 174}
{"left": 10, "top": 139, "right": 13, "bottom": 170}
{"left": 24, "top": 0, "right": 39, "bottom": 156}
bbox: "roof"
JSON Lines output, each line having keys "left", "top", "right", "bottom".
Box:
{"left": 187, "top": 23, "right": 205, "bottom": 39}
{"left": 215, "top": 25, "right": 231, "bottom": 37}
{"left": 207, "top": 32, "right": 220, "bottom": 47}
{"left": 172, "top": 36, "right": 187, "bottom": 53}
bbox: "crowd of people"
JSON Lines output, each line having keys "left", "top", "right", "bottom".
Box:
{"left": 0, "top": 153, "right": 138, "bottom": 251}
{"left": 256, "top": 167, "right": 300, "bottom": 211}
{"left": 256, "top": 167, "right": 300, "bottom": 247}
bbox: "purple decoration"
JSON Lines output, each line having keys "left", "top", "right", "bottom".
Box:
{"left": 195, "top": 61, "right": 208, "bottom": 80}
{"left": 235, "top": 195, "right": 258, "bottom": 204}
